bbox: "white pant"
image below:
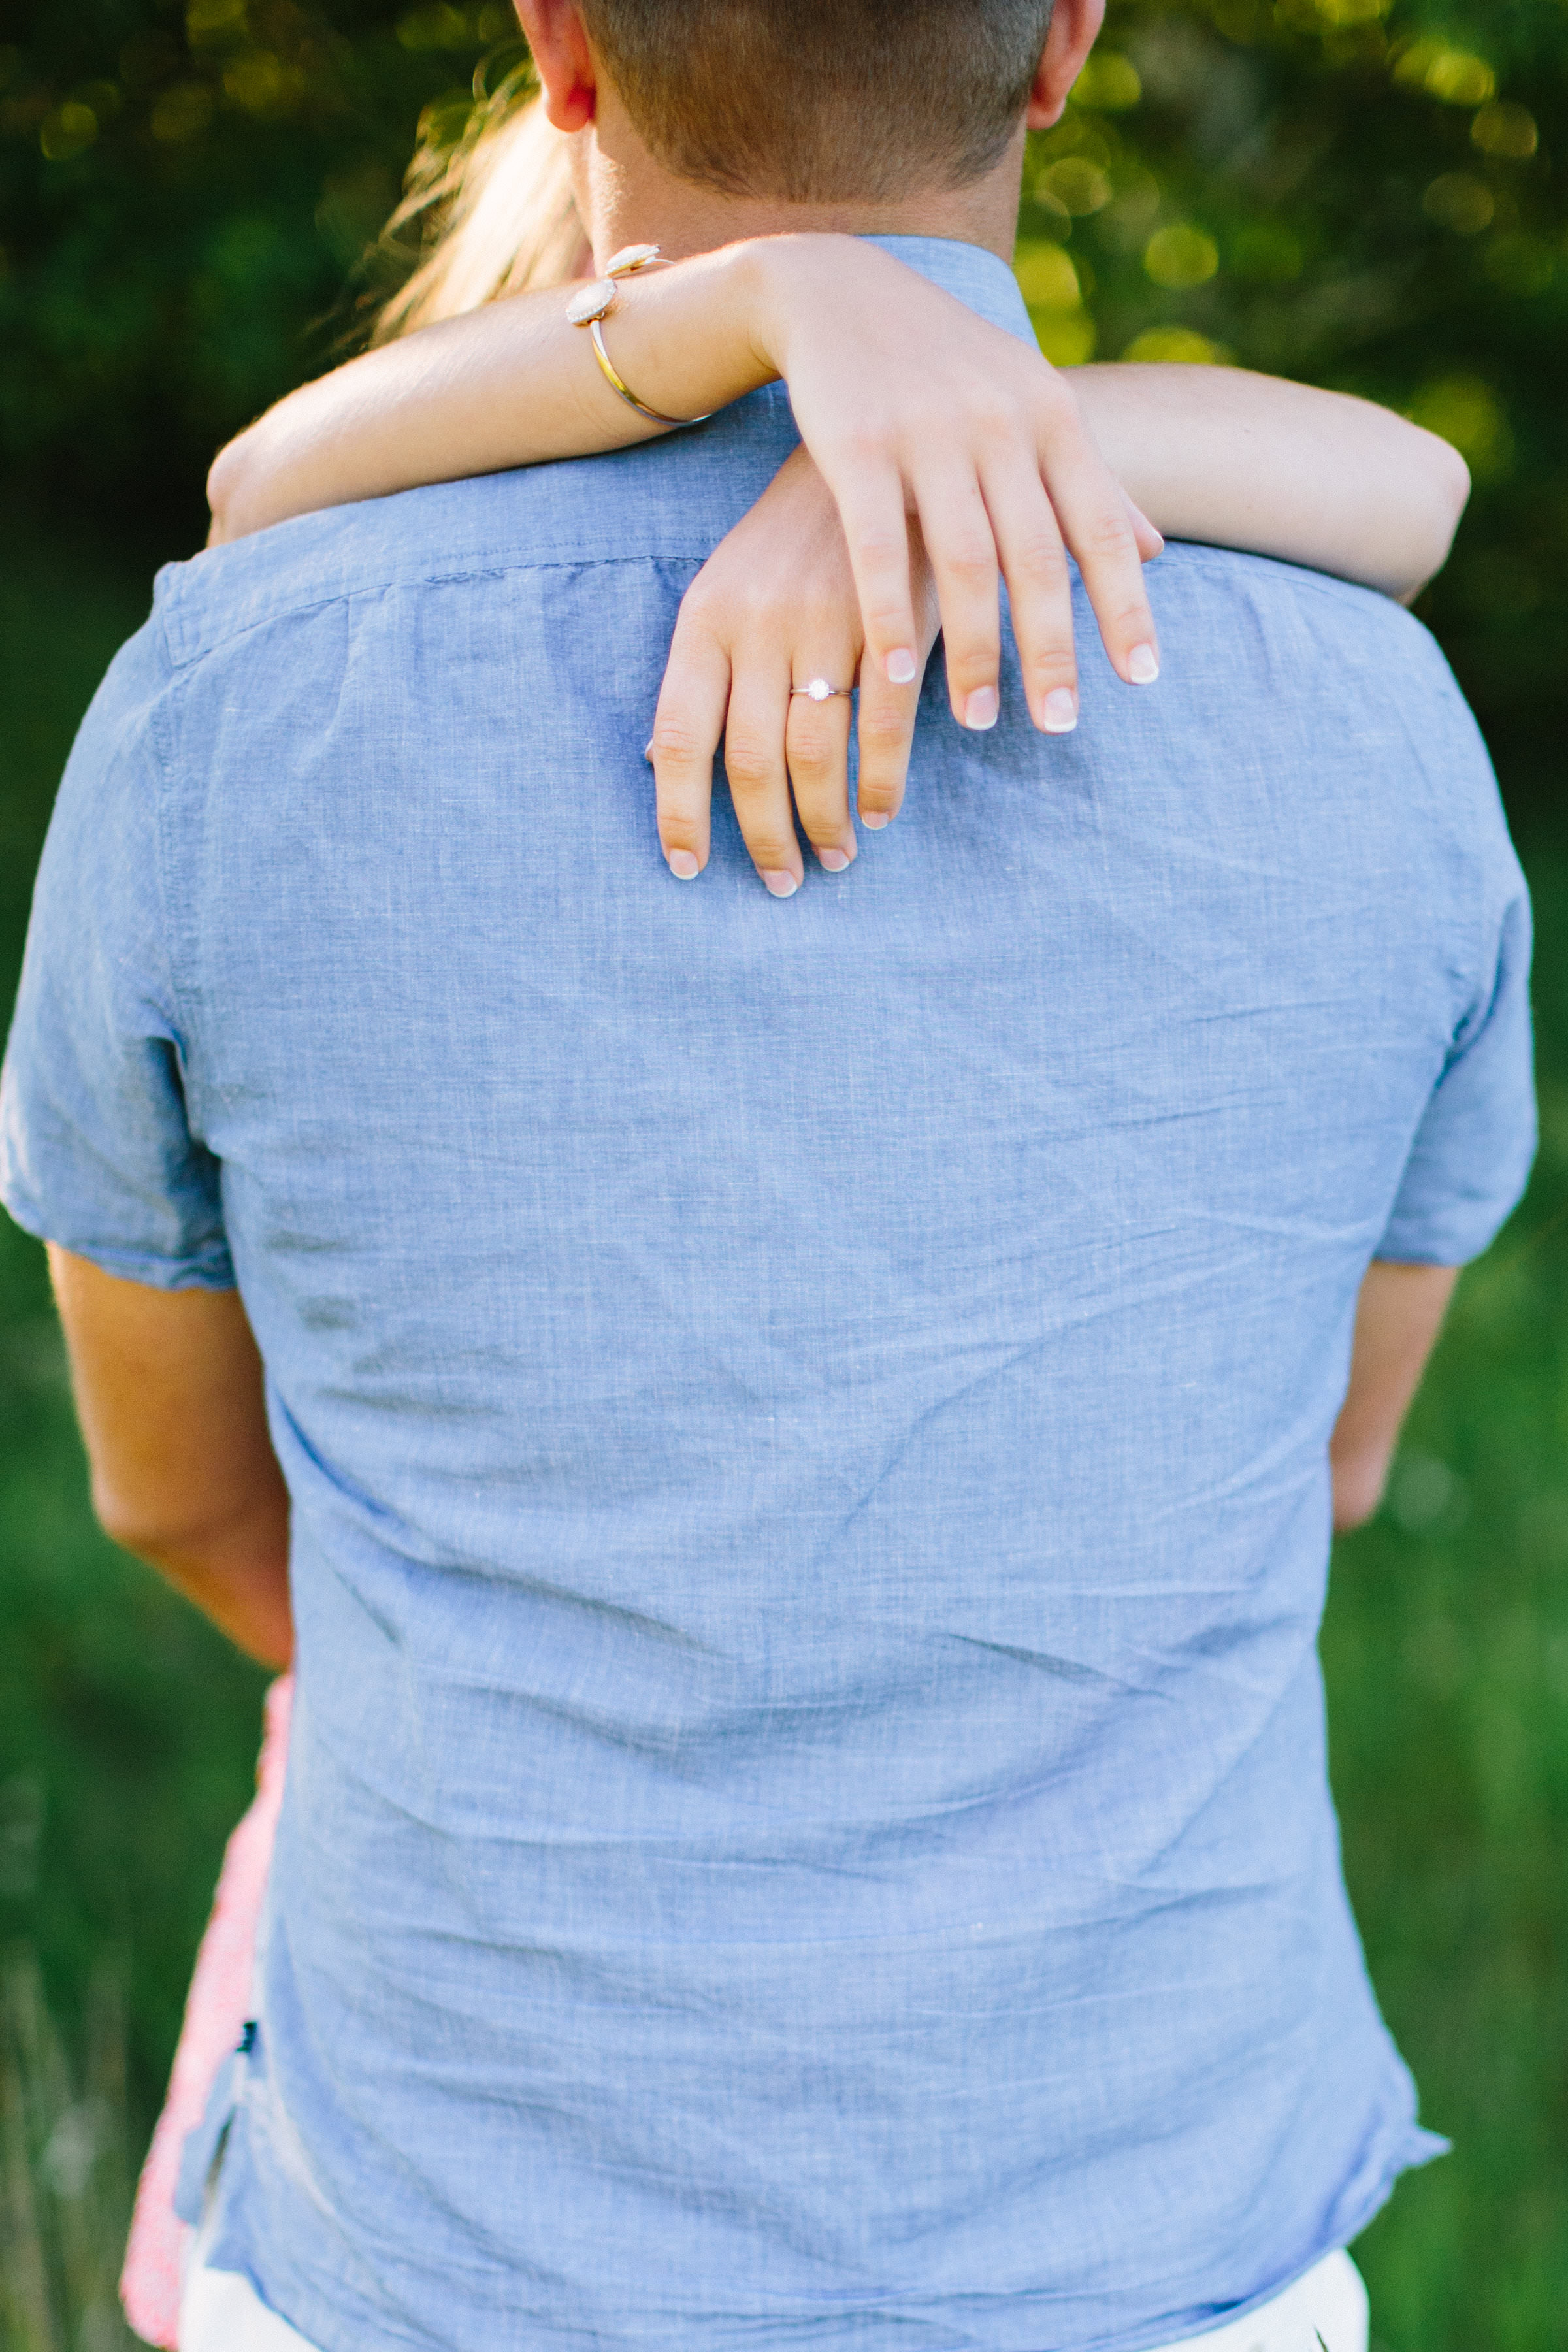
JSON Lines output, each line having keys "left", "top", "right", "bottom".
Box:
{"left": 180, "top": 2242, "right": 1369, "bottom": 2352}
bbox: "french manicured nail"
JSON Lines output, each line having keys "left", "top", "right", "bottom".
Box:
{"left": 963, "top": 686, "right": 999, "bottom": 731}
{"left": 861, "top": 810, "right": 890, "bottom": 830}
{"left": 819, "top": 847, "right": 852, "bottom": 872}
{"left": 667, "top": 849, "right": 700, "bottom": 879}
{"left": 1128, "top": 644, "right": 1160, "bottom": 685}
{"left": 1042, "top": 688, "right": 1078, "bottom": 734}
{"left": 762, "top": 870, "right": 799, "bottom": 898}
{"left": 886, "top": 647, "right": 919, "bottom": 685}
{"left": 644, "top": 740, "right": 655, "bottom": 763}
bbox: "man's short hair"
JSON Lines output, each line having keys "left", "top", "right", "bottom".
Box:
{"left": 578, "top": 0, "right": 1056, "bottom": 200}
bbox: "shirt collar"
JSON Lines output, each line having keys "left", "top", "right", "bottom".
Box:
{"left": 860, "top": 234, "right": 1036, "bottom": 349}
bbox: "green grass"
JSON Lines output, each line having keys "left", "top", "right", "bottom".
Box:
{"left": 0, "top": 521, "right": 1563, "bottom": 2352}
{"left": 0, "top": 527, "right": 267, "bottom": 2351}
{"left": 1326, "top": 840, "right": 1568, "bottom": 2352}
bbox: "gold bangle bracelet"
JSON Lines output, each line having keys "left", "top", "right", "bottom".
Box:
{"left": 588, "top": 317, "right": 713, "bottom": 429}
{"left": 566, "top": 245, "right": 714, "bottom": 432}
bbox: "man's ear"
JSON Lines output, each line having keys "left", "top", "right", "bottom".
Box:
{"left": 514, "top": 0, "right": 598, "bottom": 132}
{"left": 1025, "top": 0, "right": 1107, "bottom": 130}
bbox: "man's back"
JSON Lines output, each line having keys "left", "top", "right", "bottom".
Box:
{"left": 1, "top": 246, "right": 1533, "bottom": 2352}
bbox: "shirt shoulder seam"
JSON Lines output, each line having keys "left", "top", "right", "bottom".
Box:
{"left": 144, "top": 612, "right": 198, "bottom": 1051}
{"left": 1158, "top": 541, "right": 1407, "bottom": 615}
{"left": 157, "top": 548, "right": 711, "bottom": 669}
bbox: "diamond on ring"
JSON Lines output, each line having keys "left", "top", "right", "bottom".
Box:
{"left": 792, "top": 678, "right": 849, "bottom": 701}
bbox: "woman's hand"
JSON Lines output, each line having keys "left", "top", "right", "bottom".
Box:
{"left": 649, "top": 446, "right": 940, "bottom": 891}
{"left": 210, "top": 232, "right": 1163, "bottom": 742}
{"left": 741, "top": 237, "right": 1164, "bottom": 735}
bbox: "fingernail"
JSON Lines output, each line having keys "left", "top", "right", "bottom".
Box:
{"left": 861, "top": 810, "right": 890, "bottom": 831}
{"left": 644, "top": 740, "right": 655, "bottom": 763}
{"left": 963, "top": 686, "right": 999, "bottom": 731}
{"left": 1042, "top": 688, "right": 1078, "bottom": 734}
{"left": 886, "top": 648, "right": 919, "bottom": 685}
{"left": 1128, "top": 644, "right": 1160, "bottom": 685}
{"left": 762, "top": 870, "right": 799, "bottom": 898}
{"left": 667, "top": 849, "right": 700, "bottom": 879}
{"left": 819, "top": 847, "right": 852, "bottom": 872}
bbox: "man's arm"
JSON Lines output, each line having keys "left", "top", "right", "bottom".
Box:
{"left": 48, "top": 1247, "right": 293, "bottom": 1667}
{"left": 1329, "top": 1259, "right": 1459, "bottom": 1533}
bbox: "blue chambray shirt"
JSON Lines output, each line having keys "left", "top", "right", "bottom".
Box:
{"left": 0, "top": 240, "right": 1536, "bottom": 2352}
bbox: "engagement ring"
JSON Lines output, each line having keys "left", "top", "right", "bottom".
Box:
{"left": 791, "top": 679, "right": 853, "bottom": 701}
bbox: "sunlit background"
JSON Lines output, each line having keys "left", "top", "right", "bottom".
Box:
{"left": 1, "top": 3, "right": 1565, "bottom": 2346}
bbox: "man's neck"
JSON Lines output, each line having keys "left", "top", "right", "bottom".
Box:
{"left": 574, "top": 100, "right": 1028, "bottom": 269}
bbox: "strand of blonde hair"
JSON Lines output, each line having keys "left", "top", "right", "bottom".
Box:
{"left": 372, "top": 61, "right": 589, "bottom": 346}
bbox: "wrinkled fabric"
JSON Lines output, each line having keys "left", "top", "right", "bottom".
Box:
{"left": 178, "top": 2240, "right": 1368, "bottom": 2352}
{"left": 1, "top": 240, "right": 1535, "bottom": 2352}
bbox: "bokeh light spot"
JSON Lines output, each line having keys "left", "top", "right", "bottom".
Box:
{"left": 1072, "top": 54, "right": 1143, "bottom": 110}
{"left": 1485, "top": 236, "right": 1554, "bottom": 298}
{"left": 1014, "top": 244, "right": 1082, "bottom": 310}
{"left": 1423, "top": 174, "right": 1495, "bottom": 236}
{"left": 1036, "top": 312, "right": 1098, "bottom": 366}
{"left": 1037, "top": 157, "right": 1113, "bottom": 216}
{"left": 1143, "top": 223, "right": 1219, "bottom": 288}
{"left": 1396, "top": 41, "right": 1497, "bottom": 108}
{"left": 39, "top": 103, "right": 98, "bottom": 163}
{"left": 1471, "top": 103, "right": 1539, "bottom": 161}
{"left": 186, "top": 0, "right": 249, "bottom": 46}
{"left": 398, "top": 5, "right": 478, "bottom": 50}
{"left": 1405, "top": 374, "right": 1512, "bottom": 478}
{"left": 224, "top": 53, "right": 286, "bottom": 113}
{"left": 1120, "top": 327, "right": 1233, "bottom": 365}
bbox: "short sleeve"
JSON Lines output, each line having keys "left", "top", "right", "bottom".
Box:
{"left": 0, "top": 613, "right": 234, "bottom": 1290}
{"left": 1379, "top": 859, "right": 1536, "bottom": 1266}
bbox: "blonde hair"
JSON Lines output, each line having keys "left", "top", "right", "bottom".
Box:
{"left": 372, "top": 61, "right": 589, "bottom": 346}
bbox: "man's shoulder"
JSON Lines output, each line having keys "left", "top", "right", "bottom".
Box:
{"left": 1152, "top": 538, "right": 1437, "bottom": 664}
{"left": 1149, "top": 540, "right": 1490, "bottom": 794}
{"left": 154, "top": 387, "right": 799, "bottom": 670}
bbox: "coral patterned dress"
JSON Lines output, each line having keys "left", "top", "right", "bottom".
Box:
{"left": 120, "top": 1677, "right": 292, "bottom": 2349}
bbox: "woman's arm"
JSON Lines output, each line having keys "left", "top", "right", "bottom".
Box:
{"left": 208, "top": 233, "right": 1470, "bottom": 892}
{"left": 1070, "top": 363, "right": 1469, "bottom": 604}
{"left": 210, "top": 234, "right": 1465, "bottom": 613}
{"left": 206, "top": 249, "right": 742, "bottom": 544}
{"left": 212, "top": 233, "right": 1162, "bottom": 742}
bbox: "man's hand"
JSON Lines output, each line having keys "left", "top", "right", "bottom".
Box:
{"left": 47, "top": 1248, "right": 293, "bottom": 1667}
{"left": 1330, "top": 1259, "right": 1459, "bottom": 1532}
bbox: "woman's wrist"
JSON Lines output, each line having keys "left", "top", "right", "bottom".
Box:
{"left": 730, "top": 232, "right": 871, "bottom": 385}
{"left": 587, "top": 237, "right": 779, "bottom": 427}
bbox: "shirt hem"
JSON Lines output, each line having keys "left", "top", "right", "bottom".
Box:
{"left": 0, "top": 1179, "right": 235, "bottom": 1291}
{"left": 204, "top": 2113, "right": 1447, "bottom": 2352}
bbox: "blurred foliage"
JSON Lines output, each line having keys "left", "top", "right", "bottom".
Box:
{"left": 0, "top": 0, "right": 1566, "bottom": 737}
{"left": 1018, "top": 0, "right": 1568, "bottom": 750}
{"left": 1, "top": 1950, "right": 139, "bottom": 2350}
{"left": 0, "top": 0, "right": 498, "bottom": 539}
{"left": 0, "top": 530, "right": 268, "bottom": 2346}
